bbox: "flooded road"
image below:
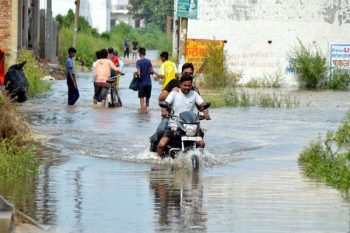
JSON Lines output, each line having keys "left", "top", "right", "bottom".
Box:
{"left": 1, "top": 66, "right": 350, "bottom": 232}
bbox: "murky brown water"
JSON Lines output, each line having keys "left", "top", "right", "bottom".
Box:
{"left": 1, "top": 67, "right": 350, "bottom": 232}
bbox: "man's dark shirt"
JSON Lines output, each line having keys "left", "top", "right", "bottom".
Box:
{"left": 163, "top": 79, "right": 200, "bottom": 94}
{"left": 164, "top": 79, "right": 180, "bottom": 92}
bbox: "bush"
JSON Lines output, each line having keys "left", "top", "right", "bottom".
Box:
{"left": 327, "top": 70, "right": 349, "bottom": 90}
{"left": 17, "top": 50, "right": 50, "bottom": 97}
{"left": 299, "top": 111, "right": 350, "bottom": 191}
{"left": 0, "top": 94, "right": 40, "bottom": 179}
{"left": 0, "top": 94, "right": 29, "bottom": 141}
{"left": 289, "top": 40, "right": 328, "bottom": 89}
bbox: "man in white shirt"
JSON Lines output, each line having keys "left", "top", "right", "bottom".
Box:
{"left": 157, "top": 74, "right": 210, "bottom": 157}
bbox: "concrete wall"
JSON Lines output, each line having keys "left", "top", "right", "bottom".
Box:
{"left": 187, "top": 0, "right": 350, "bottom": 86}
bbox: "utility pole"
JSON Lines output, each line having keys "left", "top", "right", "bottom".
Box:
{"left": 73, "top": 0, "right": 80, "bottom": 48}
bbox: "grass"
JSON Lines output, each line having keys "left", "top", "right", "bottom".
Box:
{"left": 0, "top": 139, "right": 39, "bottom": 179}
{"left": 0, "top": 94, "right": 29, "bottom": 141}
{"left": 245, "top": 71, "right": 283, "bottom": 88}
{"left": 17, "top": 50, "right": 50, "bottom": 97}
{"left": 0, "top": 93, "right": 40, "bottom": 179}
{"left": 202, "top": 88, "right": 299, "bottom": 108}
{"left": 299, "top": 111, "right": 350, "bottom": 192}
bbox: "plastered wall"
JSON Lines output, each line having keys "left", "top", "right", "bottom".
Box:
{"left": 188, "top": 0, "right": 350, "bottom": 86}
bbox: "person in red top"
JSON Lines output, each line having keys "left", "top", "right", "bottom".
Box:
{"left": 0, "top": 48, "right": 5, "bottom": 85}
{"left": 107, "top": 47, "right": 119, "bottom": 66}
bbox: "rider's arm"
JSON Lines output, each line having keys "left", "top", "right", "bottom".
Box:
{"left": 158, "top": 90, "right": 169, "bottom": 102}
{"left": 109, "top": 60, "right": 124, "bottom": 75}
{"left": 196, "top": 94, "right": 210, "bottom": 120}
{"left": 164, "top": 90, "right": 176, "bottom": 105}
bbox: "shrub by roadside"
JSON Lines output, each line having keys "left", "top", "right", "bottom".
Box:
{"left": 0, "top": 91, "right": 40, "bottom": 179}
{"left": 299, "top": 111, "right": 350, "bottom": 192}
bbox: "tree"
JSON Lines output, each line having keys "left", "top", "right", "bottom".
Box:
{"left": 128, "top": 0, "right": 174, "bottom": 31}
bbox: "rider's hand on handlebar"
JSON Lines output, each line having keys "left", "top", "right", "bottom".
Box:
{"left": 203, "top": 109, "right": 211, "bottom": 120}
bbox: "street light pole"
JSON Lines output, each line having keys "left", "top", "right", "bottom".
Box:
{"left": 73, "top": 0, "right": 80, "bottom": 48}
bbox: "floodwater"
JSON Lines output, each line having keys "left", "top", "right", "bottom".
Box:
{"left": 1, "top": 66, "right": 350, "bottom": 233}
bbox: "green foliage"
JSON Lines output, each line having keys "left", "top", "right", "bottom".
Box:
{"left": 288, "top": 40, "right": 328, "bottom": 89}
{"left": 245, "top": 72, "right": 283, "bottom": 88}
{"left": 327, "top": 70, "right": 350, "bottom": 90}
{"left": 55, "top": 9, "right": 92, "bottom": 32}
{"left": 202, "top": 43, "right": 226, "bottom": 88}
{"left": 0, "top": 139, "right": 39, "bottom": 179}
{"left": 299, "top": 111, "right": 350, "bottom": 191}
{"left": 202, "top": 88, "right": 299, "bottom": 108}
{"left": 57, "top": 12, "right": 172, "bottom": 68}
{"left": 128, "top": 0, "right": 174, "bottom": 31}
{"left": 17, "top": 50, "right": 50, "bottom": 97}
{"left": 100, "top": 32, "right": 111, "bottom": 40}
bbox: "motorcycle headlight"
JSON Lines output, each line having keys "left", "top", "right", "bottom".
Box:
{"left": 183, "top": 124, "right": 198, "bottom": 136}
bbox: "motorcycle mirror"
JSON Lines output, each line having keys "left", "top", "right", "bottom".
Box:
{"left": 159, "top": 101, "right": 170, "bottom": 109}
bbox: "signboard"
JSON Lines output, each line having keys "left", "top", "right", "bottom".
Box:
{"left": 330, "top": 44, "right": 350, "bottom": 77}
{"left": 185, "top": 38, "right": 225, "bottom": 73}
{"left": 177, "top": 0, "right": 198, "bottom": 19}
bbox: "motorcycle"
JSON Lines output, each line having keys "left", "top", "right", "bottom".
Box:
{"left": 158, "top": 101, "right": 210, "bottom": 171}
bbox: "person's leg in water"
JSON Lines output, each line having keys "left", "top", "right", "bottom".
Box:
{"left": 68, "top": 85, "right": 79, "bottom": 105}
{"left": 145, "top": 86, "right": 151, "bottom": 110}
{"left": 149, "top": 117, "right": 169, "bottom": 152}
{"left": 157, "top": 136, "right": 170, "bottom": 157}
{"left": 146, "top": 98, "right": 150, "bottom": 109}
{"left": 139, "top": 97, "right": 146, "bottom": 112}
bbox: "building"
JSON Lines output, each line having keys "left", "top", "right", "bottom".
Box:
{"left": 182, "top": 0, "right": 350, "bottom": 86}
{"left": 80, "top": 0, "right": 111, "bottom": 33}
{"left": 110, "top": 0, "right": 144, "bottom": 28}
{"left": 0, "top": 0, "right": 58, "bottom": 63}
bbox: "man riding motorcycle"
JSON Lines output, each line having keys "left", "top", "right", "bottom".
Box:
{"left": 157, "top": 74, "right": 210, "bottom": 158}
{"left": 149, "top": 63, "right": 199, "bottom": 152}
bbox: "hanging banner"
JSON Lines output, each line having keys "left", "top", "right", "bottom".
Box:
{"left": 185, "top": 38, "right": 225, "bottom": 73}
{"left": 177, "top": 0, "right": 198, "bottom": 19}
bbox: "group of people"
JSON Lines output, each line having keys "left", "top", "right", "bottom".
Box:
{"left": 123, "top": 39, "right": 139, "bottom": 61}
{"left": 65, "top": 45, "right": 210, "bottom": 157}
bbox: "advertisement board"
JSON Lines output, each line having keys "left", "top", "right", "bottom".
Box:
{"left": 330, "top": 44, "right": 350, "bottom": 77}
{"left": 177, "top": 0, "right": 198, "bottom": 19}
{"left": 185, "top": 38, "right": 225, "bottom": 73}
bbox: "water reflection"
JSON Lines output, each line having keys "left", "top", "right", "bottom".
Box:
{"left": 73, "top": 166, "right": 84, "bottom": 233}
{"left": 150, "top": 169, "right": 207, "bottom": 232}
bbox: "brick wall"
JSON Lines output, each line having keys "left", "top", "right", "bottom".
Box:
{"left": 0, "top": 0, "right": 12, "bottom": 52}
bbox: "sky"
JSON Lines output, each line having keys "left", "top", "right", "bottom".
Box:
{"left": 42, "top": 0, "right": 117, "bottom": 17}
{"left": 39, "top": 0, "right": 75, "bottom": 16}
